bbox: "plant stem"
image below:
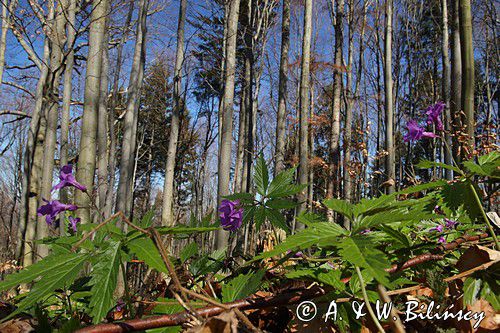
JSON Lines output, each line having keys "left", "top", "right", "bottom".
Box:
{"left": 468, "top": 182, "right": 499, "bottom": 250}
{"left": 355, "top": 266, "right": 385, "bottom": 333}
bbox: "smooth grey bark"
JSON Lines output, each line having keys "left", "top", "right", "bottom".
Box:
{"left": 450, "top": 0, "right": 461, "bottom": 158}
{"left": 459, "top": 0, "right": 474, "bottom": 153}
{"left": 343, "top": 0, "right": 356, "bottom": 213}
{"left": 295, "top": 0, "right": 312, "bottom": 230}
{"left": 216, "top": 0, "right": 241, "bottom": 250}
{"left": 274, "top": 0, "right": 290, "bottom": 176}
{"left": 441, "top": 0, "right": 453, "bottom": 180}
{"left": 97, "top": 26, "right": 110, "bottom": 214}
{"left": 384, "top": 0, "right": 395, "bottom": 194}
{"left": 116, "top": 0, "right": 148, "bottom": 219}
{"left": 59, "top": 0, "right": 76, "bottom": 208}
{"left": 0, "top": 0, "right": 18, "bottom": 91}
{"left": 326, "top": 0, "right": 344, "bottom": 222}
{"left": 161, "top": 0, "right": 186, "bottom": 226}
{"left": 234, "top": 87, "right": 247, "bottom": 193}
{"left": 75, "top": 0, "right": 110, "bottom": 224}
{"left": 38, "top": 0, "right": 65, "bottom": 257}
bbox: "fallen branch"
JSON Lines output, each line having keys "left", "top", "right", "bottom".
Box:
{"left": 75, "top": 233, "right": 490, "bottom": 333}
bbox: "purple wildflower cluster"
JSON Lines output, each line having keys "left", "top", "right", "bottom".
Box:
{"left": 218, "top": 199, "right": 243, "bottom": 232}
{"left": 429, "top": 213, "right": 459, "bottom": 244}
{"left": 37, "top": 164, "right": 86, "bottom": 232}
{"left": 404, "top": 102, "right": 445, "bottom": 142}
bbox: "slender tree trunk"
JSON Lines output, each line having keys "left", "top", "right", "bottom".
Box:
{"left": 97, "top": 26, "right": 110, "bottom": 213}
{"left": 384, "top": 0, "right": 395, "bottom": 194}
{"left": 450, "top": 0, "right": 462, "bottom": 158}
{"left": 38, "top": 0, "right": 64, "bottom": 257}
{"left": 0, "top": 0, "right": 17, "bottom": 90}
{"left": 161, "top": 0, "right": 186, "bottom": 226}
{"left": 75, "top": 0, "right": 110, "bottom": 224}
{"left": 274, "top": 0, "right": 290, "bottom": 176}
{"left": 60, "top": 0, "right": 76, "bottom": 208}
{"left": 295, "top": 0, "right": 312, "bottom": 230}
{"left": 116, "top": 0, "right": 148, "bottom": 219}
{"left": 441, "top": 0, "right": 453, "bottom": 179}
{"left": 215, "top": 0, "right": 241, "bottom": 250}
{"left": 343, "top": 0, "right": 356, "bottom": 214}
{"left": 234, "top": 88, "right": 247, "bottom": 192}
{"left": 459, "top": 0, "right": 474, "bottom": 155}
{"left": 326, "top": 0, "right": 344, "bottom": 222}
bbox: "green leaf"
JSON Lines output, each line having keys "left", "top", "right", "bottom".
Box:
{"left": 266, "top": 198, "right": 297, "bottom": 209}
{"left": 222, "top": 270, "right": 265, "bottom": 302}
{"left": 254, "top": 155, "right": 269, "bottom": 195}
{"left": 0, "top": 253, "right": 86, "bottom": 291}
{"left": 254, "top": 205, "right": 266, "bottom": 230}
{"left": 128, "top": 238, "right": 168, "bottom": 273}
{"left": 267, "top": 167, "right": 296, "bottom": 198}
{"left": 224, "top": 192, "right": 255, "bottom": 204}
{"left": 252, "top": 222, "right": 347, "bottom": 261}
{"left": 377, "top": 225, "right": 411, "bottom": 248}
{"left": 463, "top": 277, "right": 481, "bottom": 307}
{"left": 323, "top": 199, "right": 354, "bottom": 220}
{"left": 398, "top": 180, "right": 448, "bottom": 195}
{"left": 89, "top": 241, "right": 122, "bottom": 323}
{"left": 180, "top": 243, "right": 198, "bottom": 263}
{"left": 338, "top": 236, "right": 391, "bottom": 286}
{"left": 266, "top": 208, "right": 289, "bottom": 231}
{"left": 6, "top": 253, "right": 88, "bottom": 319}
{"left": 287, "top": 269, "right": 345, "bottom": 291}
{"left": 479, "top": 151, "right": 500, "bottom": 165}
{"left": 268, "top": 184, "right": 308, "bottom": 198}
{"left": 139, "top": 211, "right": 156, "bottom": 228}
{"left": 416, "top": 159, "right": 461, "bottom": 173}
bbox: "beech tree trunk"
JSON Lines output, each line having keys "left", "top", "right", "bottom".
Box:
{"left": 459, "top": 0, "right": 474, "bottom": 155}
{"left": 161, "top": 0, "right": 186, "bottom": 226}
{"left": 75, "top": 0, "right": 110, "bottom": 224}
{"left": 450, "top": 0, "right": 462, "bottom": 159}
{"left": 274, "top": 0, "right": 290, "bottom": 176}
{"left": 295, "top": 0, "right": 312, "bottom": 230}
{"left": 384, "top": 0, "right": 395, "bottom": 194}
{"left": 215, "top": 0, "right": 241, "bottom": 250}
{"left": 441, "top": 0, "right": 453, "bottom": 180}
{"left": 326, "top": 0, "right": 344, "bottom": 222}
{"left": 116, "top": 0, "right": 148, "bottom": 219}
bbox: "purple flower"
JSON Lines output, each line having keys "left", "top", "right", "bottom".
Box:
{"left": 287, "top": 250, "right": 304, "bottom": 258}
{"left": 438, "top": 236, "right": 446, "bottom": 244}
{"left": 219, "top": 199, "right": 243, "bottom": 231}
{"left": 37, "top": 199, "right": 77, "bottom": 225}
{"left": 52, "top": 164, "right": 87, "bottom": 192}
{"left": 445, "top": 218, "right": 458, "bottom": 229}
{"left": 360, "top": 229, "right": 372, "bottom": 234}
{"left": 69, "top": 216, "right": 81, "bottom": 232}
{"left": 425, "top": 102, "right": 445, "bottom": 131}
{"left": 430, "top": 224, "right": 444, "bottom": 233}
{"left": 404, "top": 120, "right": 437, "bottom": 142}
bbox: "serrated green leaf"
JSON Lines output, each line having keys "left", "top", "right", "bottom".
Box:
{"left": 252, "top": 222, "right": 347, "bottom": 261}
{"left": 266, "top": 198, "right": 297, "bottom": 209}
{"left": 222, "top": 270, "right": 265, "bottom": 302}
{"left": 140, "top": 211, "right": 156, "bottom": 228}
{"left": 339, "top": 236, "right": 390, "bottom": 286}
{"left": 478, "top": 151, "right": 500, "bottom": 165}
{"left": 416, "top": 159, "right": 461, "bottom": 173}
{"left": 89, "top": 241, "right": 122, "bottom": 323}
{"left": 5, "top": 253, "right": 88, "bottom": 320}
{"left": 128, "top": 238, "right": 168, "bottom": 273}
{"left": 323, "top": 199, "right": 354, "bottom": 220}
{"left": 267, "top": 167, "right": 296, "bottom": 197}
{"left": 180, "top": 243, "right": 198, "bottom": 263}
{"left": 254, "top": 155, "right": 269, "bottom": 195}
{"left": 377, "top": 224, "right": 411, "bottom": 247}
{"left": 254, "top": 205, "right": 266, "bottom": 230}
{"left": 0, "top": 253, "right": 86, "bottom": 291}
{"left": 268, "top": 184, "right": 308, "bottom": 198}
{"left": 266, "top": 208, "right": 289, "bottom": 231}
{"left": 398, "top": 180, "right": 448, "bottom": 195}
{"left": 224, "top": 192, "right": 255, "bottom": 203}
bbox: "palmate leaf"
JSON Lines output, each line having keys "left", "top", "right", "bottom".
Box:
{"left": 338, "top": 236, "right": 391, "bottom": 286}
{"left": 252, "top": 222, "right": 347, "bottom": 261}
{"left": 222, "top": 270, "right": 265, "bottom": 302}
{"left": 267, "top": 167, "right": 297, "bottom": 198}
{"left": 324, "top": 198, "right": 354, "bottom": 220}
{"left": 4, "top": 253, "right": 89, "bottom": 320}
{"left": 89, "top": 240, "right": 122, "bottom": 323}
{"left": 128, "top": 238, "right": 168, "bottom": 273}
{"left": 254, "top": 155, "right": 269, "bottom": 195}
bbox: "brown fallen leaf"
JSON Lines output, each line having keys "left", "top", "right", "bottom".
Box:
{"left": 186, "top": 310, "right": 238, "bottom": 333}
{"left": 0, "top": 317, "right": 36, "bottom": 333}
{"left": 456, "top": 245, "right": 500, "bottom": 272}
{"left": 467, "top": 299, "right": 500, "bottom": 332}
